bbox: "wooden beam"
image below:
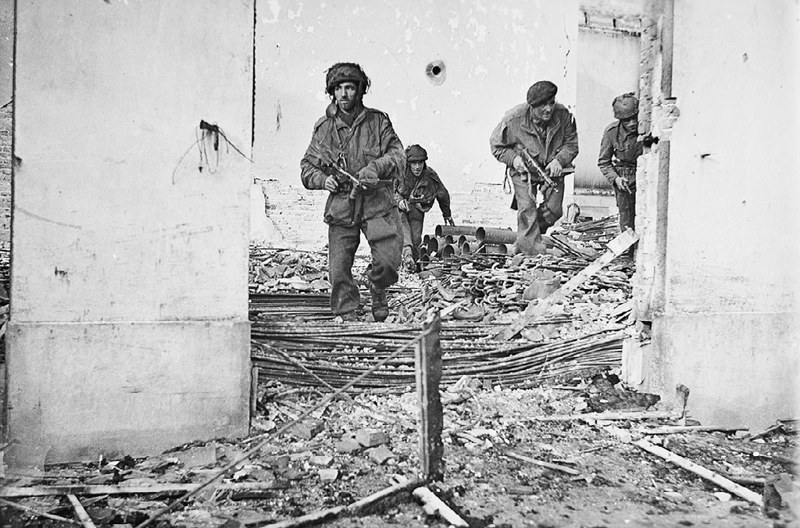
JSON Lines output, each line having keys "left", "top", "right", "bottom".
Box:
{"left": 633, "top": 439, "right": 762, "bottom": 505}
{"left": 416, "top": 311, "right": 444, "bottom": 480}
{"left": 0, "top": 498, "right": 80, "bottom": 525}
{"left": 494, "top": 228, "right": 639, "bottom": 341}
{"left": 412, "top": 486, "right": 469, "bottom": 527}
{"left": 0, "top": 481, "right": 283, "bottom": 498}
{"left": 67, "top": 494, "right": 98, "bottom": 528}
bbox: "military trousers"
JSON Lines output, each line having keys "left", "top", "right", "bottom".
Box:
{"left": 328, "top": 208, "right": 403, "bottom": 316}
{"left": 510, "top": 172, "right": 564, "bottom": 255}
{"left": 400, "top": 206, "right": 425, "bottom": 261}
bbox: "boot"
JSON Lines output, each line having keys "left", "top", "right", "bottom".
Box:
{"left": 401, "top": 246, "right": 416, "bottom": 273}
{"left": 369, "top": 282, "right": 389, "bottom": 322}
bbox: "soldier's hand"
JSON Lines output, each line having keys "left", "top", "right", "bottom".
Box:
{"left": 615, "top": 176, "right": 631, "bottom": 193}
{"left": 512, "top": 155, "right": 528, "bottom": 173}
{"left": 357, "top": 166, "right": 380, "bottom": 189}
{"left": 546, "top": 158, "right": 563, "bottom": 178}
{"left": 398, "top": 199, "right": 410, "bottom": 212}
{"left": 444, "top": 216, "right": 455, "bottom": 226}
{"left": 323, "top": 175, "right": 339, "bottom": 192}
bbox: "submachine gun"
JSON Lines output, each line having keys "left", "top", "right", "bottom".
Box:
{"left": 318, "top": 158, "right": 363, "bottom": 199}
{"left": 516, "top": 146, "right": 557, "bottom": 187}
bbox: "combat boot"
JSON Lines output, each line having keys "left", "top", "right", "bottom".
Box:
{"left": 369, "top": 282, "right": 389, "bottom": 322}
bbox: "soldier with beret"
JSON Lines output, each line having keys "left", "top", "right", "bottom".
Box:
{"left": 395, "top": 144, "right": 454, "bottom": 271}
{"left": 490, "top": 80, "right": 579, "bottom": 255}
{"left": 301, "top": 62, "right": 406, "bottom": 322}
{"left": 598, "top": 92, "right": 642, "bottom": 256}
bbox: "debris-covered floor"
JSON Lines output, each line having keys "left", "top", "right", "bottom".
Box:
{"left": 1, "top": 219, "right": 798, "bottom": 527}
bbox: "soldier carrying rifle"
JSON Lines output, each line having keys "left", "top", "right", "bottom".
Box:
{"left": 490, "top": 80, "right": 578, "bottom": 255}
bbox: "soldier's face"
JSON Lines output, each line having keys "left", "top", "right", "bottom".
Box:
{"left": 621, "top": 117, "right": 638, "bottom": 134}
{"left": 334, "top": 82, "right": 359, "bottom": 113}
{"left": 410, "top": 161, "right": 425, "bottom": 176}
{"left": 531, "top": 97, "right": 555, "bottom": 123}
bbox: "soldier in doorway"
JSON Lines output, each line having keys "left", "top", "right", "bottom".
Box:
{"left": 395, "top": 144, "right": 454, "bottom": 271}
{"left": 598, "top": 92, "right": 642, "bottom": 259}
{"left": 300, "top": 62, "right": 405, "bottom": 322}
{"left": 490, "top": 80, "right": 579, "bottom": 255}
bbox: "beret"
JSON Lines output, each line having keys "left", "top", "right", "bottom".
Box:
{"left": 527, "top": 80, "right": 558, "bottom": 107}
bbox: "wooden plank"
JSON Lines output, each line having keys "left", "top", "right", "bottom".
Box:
{"left": 0, "top": 481, "right": 282, "bottom": 498}
{"left": 642, "top": 425, "right": 747, "bottom": 435}
{"left": 67, "top": 494, "right": 98, "bottom": 528}
{"left": 254, "top": 477, "right": 426, "bottom": 528}
{"left": 412, "top": 486, "right": 469, "bottom": 527}
{"left": 416, "top": 312, "right": 444, "bottom": 480}
{"left": 633, "top": 439, "right": 763, "bottom": 505}
{"left": 532, "top": 410, "right": 673, "bottom": 422}
{"left": 494, "top": 228, "right": 639, "bottom": 341}
{"left": 0, "top": 498, "right": 80, "bottom": 525}
{"left": 504, "top": 451, "right": 582, "bottom": 476}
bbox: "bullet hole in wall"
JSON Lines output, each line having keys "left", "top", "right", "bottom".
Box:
{"left": 426, "top": 60, "right": 446, "bottom": 86}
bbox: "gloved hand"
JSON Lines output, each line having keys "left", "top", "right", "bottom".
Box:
{"left": 398, "top": 199, "right": 409, "bottom": 212}
{"left": 357, "top": 165, "right": 380, "bottom": 190}
{"left": 443, "top": 216, "right": 455, "bottom": 226}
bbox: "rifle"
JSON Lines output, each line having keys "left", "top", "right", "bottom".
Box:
{"left": 516, "top": 146, "right": 555, "bottom": 187}
{"left": 316, "top": 161, "right": 363, "bottom": 198}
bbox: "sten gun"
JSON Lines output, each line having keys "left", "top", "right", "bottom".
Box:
{"left": 317, "top": 161, "right": 363, "bottom": 198}
{"left": 517, "top": 147, "right": 556, "bottom": 187}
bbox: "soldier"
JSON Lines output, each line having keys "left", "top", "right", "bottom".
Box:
{"left": 490, "top": 80, "right": 579, "bottom": 255}
{"left": 598, "top": 92, "right": 642, "bottom": 252}
{"left": 300, "top": 62, "right": 405, "bottom": 322}
{"left": 396, "top": 144, "right": 454, "bottom": 271}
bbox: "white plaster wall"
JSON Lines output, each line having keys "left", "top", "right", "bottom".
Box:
{"left": 574, "top": 27, "right": 640, "bottom": 190}
{"left": 12, "top": 1, "right": 253, "bottom": 322}
{"left": 8, "top": 1, "right": 253, "bottom": 464}
{"left": 666, "top": 0, "right": 799, "bottom": 316}
{"left": 253, "top": 0, "right": 578, "bottom": 248}
{"left": 653, "top": 0, "right": 800, "bottom": 427}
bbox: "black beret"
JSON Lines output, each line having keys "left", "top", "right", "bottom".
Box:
{"left": 527, "top": 80, "right": 558, "bottom": 107}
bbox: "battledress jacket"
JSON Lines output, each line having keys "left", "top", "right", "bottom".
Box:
{"left": 301, "top": 107, "right": 405, "bottom": 227}
{"left": 396, "top": 165, "right": 452, "bottom": 218}
{"left": 490, "top": 103, "right": 579, "bottom": 176}
{"left": 597, "top": 120, "right": 643, "bottom": 185}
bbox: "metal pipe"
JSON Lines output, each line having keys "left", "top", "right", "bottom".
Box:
{"left": 435, "top": 224, "right": 478, "bottom": 238}
{"left": 478, "top": 243, "right": 509, "bottom": 255}
{"left": 475, "top": 227, "right": 516, "bottom": 244}
{"left": 457, "top": 235, "right": 478, "bottom": 247}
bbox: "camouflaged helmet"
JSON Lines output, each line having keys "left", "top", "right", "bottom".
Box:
{"left": 406, "top": 144, "right": 428, "bottom": 162}
{"left": 325, "top": 62, "right": 371, "bottom": 96}
{"left": 613, "top": 92, "right": 639, "bottom": 120}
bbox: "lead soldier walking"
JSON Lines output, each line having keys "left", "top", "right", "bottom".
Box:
{"left": 301, "top": 63, "right": 405, "bottom": 322}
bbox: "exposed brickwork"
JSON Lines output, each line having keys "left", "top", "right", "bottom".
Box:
{"left": 0, "top": 104, "right": 11, "bottom": 248}
{"left": 257, "top": 179, "right": 518, "bottom": 251}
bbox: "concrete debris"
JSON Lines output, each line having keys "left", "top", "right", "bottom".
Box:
{"left": 356, "top": 428, "right": 390, "bottom": 448}
{"left": 318, "top": 469, "right": 339, "bottom": 483}
{"left": 366, "top": 445, "right": 395, "bottom": 465}
{"left": 288, "top": 419, "right": 323, "bottom": 440}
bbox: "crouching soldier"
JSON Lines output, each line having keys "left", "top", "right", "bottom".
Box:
{"left": 396, "top": 144, "right": 454, "bottom": 271}
{"left": 598, "top": 92, "right": 642, "bottom": 259}
{"left": 300, "top": 62, "right": 406, "bottom": 322}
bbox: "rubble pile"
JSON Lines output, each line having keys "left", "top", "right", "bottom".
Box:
{"left": 249, "top": 216, "right": 637, "bottom": 391}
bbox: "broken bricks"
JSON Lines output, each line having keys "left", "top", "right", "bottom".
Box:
{"left": 288, "top": 419, "right": 324, "bottom": 440}
{"left": 355, "top": 428, "right": 390, "bottom": 448}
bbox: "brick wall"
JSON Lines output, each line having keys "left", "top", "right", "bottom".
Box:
{"left": 0, "top": 103, "right": 11, "bottom": 248}
{"left": 256, "top": 178, "right": 518, "bottom": 251}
